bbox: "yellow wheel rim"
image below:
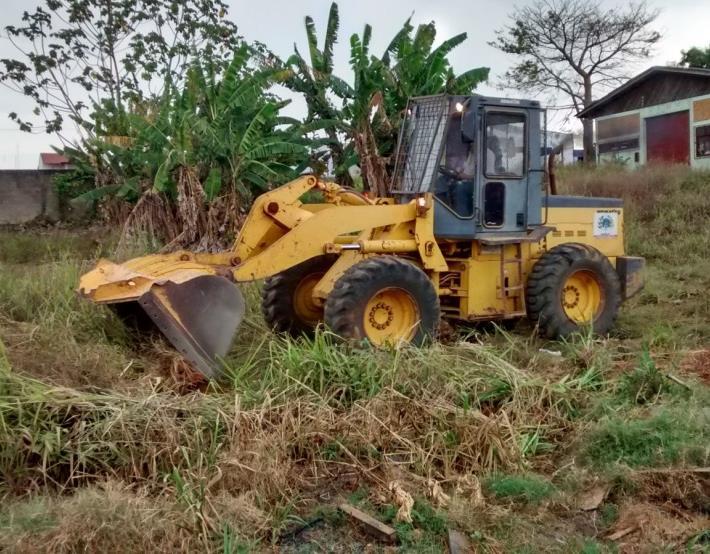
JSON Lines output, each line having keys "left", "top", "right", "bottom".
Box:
{"left": 561, "top": 270, "right": 603, "bottom": 324}
{"left": 363, "top": 287, "right": 419, "bottom": 346}
{"left": 292, "top": 272, "right": 325, "bottom": 325}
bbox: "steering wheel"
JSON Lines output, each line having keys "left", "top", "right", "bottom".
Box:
{"left": 438, "top": 165, "right": 460, "bottom": 179}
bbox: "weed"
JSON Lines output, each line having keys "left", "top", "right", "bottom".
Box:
{"left": 379, "top": 498, "right": 447, "bottom": 549}
{"left": 599, "top": 502, "right": 619, "bottom": 528}
{"left": 616, "top": 346, "right": 687, "bottom": 405}
{"left": 584, "top": 408, "right": 709, "bottom": 468}
{"left": 0, "top": 228, "right": 116, "bottom": 264}
{"left": 484, "top": 473, "right": 556, "bottom": 504}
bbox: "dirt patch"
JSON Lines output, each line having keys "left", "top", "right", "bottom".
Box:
{"left": 605, "top": 501, "right": 709, "bottom": 552}
{"left": 680, "top": 349, "right": 710, "bottom": 385}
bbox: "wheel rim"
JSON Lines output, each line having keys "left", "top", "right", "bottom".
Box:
{"left": 363, "top": 287, "right": 420, "bottom": 345}
{"left": 561, "top": 270, "right": 603, "bottom": 324}
{"left": 292, "top": 272, "right": 325, "bottom": 325}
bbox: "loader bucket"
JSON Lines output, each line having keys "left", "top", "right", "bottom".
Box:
{"left": 79, "top": 257, "right": 245, "bottom": 379}
{"left": 137, "top": 276, "right": 245, "bottom": 379}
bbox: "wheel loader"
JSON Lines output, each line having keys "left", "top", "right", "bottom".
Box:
{"left": 79, "top": 94, "right": 645, "bottom": 378}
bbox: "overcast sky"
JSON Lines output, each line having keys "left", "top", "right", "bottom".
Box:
{"left": 1, "top": 0, "right": 708, "bottom": 168}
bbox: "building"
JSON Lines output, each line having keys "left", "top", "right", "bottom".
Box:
{"left": 38, "top": 152, "right": 72, "bottom": 170}
{"left": 578, "top": 66, "right": 710, "bottom": 168}
{"left": 544, "top": 131, "right": 584, "bottom": 164}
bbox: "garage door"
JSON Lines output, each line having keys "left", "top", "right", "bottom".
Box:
{"left": 645, "top": 111, "right": 690, "bottom": 165}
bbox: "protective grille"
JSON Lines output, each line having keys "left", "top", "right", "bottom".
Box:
{"left": 391, "top": 95, "right": 450, "bottom": 194}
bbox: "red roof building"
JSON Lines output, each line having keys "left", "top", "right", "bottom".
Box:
{"left": 38, "top": 152, "right": 72, "bottom": 170}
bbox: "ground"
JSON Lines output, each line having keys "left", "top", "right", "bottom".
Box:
{"left": 0, "top": 165, "right": 708, "bottom": 553}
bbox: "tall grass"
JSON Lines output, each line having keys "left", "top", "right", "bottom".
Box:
{"left": 0, "top": 169, "right": 709, "bottom": 549}
{"left": 557, "top": 164, "right": 710, "bottom": 264}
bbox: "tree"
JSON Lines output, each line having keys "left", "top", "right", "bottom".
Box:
{"left": 280, "top": 3, "right": 354, "bottom": 184}
{"left": 70, "top": 48, "right": 311, "bottom": 249}
{"left": 280, "top": 2, "right": 488, "bottom": 195}
{"left": 680, "top": 45, "right": 710, "bottom": 69}
{"left": 0, "top": 0, "right": 240, "bottom": 143}
{"left": 491, "top": 0, "right": 661, "bottom": 162}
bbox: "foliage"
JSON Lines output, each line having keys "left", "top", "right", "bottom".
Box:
{"left": 679, "top": 45, "right": 710, "bottom": 69}
{"left": 277, "top": 3, "right": 353, "bottom": 183}
{"left": 0, "top": 0, "right": 240, "bottom": 140}
{"left": 616, "top": 346, "right": 688, "bottom": 405}
{"left": 491, "top": 0, "right": 661, "bottom": 161}
{"left": 71, "top": 48, "right": 311, "bottom": 248}
{"left": 111, "top": 48, "right": 307, "bottom": 199}
{"left": 281, "top": 3, "right": 489, "bottom": 194}
{"left": 53, "top": 147, "right": 97, "bottom": 204}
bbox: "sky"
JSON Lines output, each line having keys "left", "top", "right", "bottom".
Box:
{"left": 1, "top": 0, "right": 708, "bottom": 168}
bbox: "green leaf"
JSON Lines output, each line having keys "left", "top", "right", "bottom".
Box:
{"left": 203, "top": 167, "right": 222, "bottom": 201}
{"left": 153, "top": 155, "right": 173, "bottom": 193}
{"left": 323, "top": 2, "right": 340, "bottom": 73}
{"left": 72, "top": 185, "right": 118, "bottom": 204}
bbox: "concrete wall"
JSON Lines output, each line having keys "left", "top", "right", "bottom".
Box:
{"left": 0, "top": 170, "right": 61, "bottom": 224}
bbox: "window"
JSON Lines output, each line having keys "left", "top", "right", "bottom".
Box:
{"left": 485, "top": 112, "right": 525, "bottom": 178}
{"left": 696, "top": 125, "right": 710, "bottom": 158}
{"left": 484, "top": 182, "right": 505, "bottom": 227}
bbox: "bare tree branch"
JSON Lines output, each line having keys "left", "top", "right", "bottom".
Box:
{"left": 491, "top": 0, "right": 660, "bottom": 161}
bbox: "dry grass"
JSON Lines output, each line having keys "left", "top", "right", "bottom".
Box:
{"left": 1, "top": 166, "right": 709, "bottom": 550}
{"left": 0, "top": 481, "right": 200, "bottom": 553}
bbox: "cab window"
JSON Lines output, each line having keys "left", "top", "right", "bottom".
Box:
{"left": 485, "top": 112, "right": 525, "bottom": 178}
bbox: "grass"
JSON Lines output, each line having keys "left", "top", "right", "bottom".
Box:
{"left": 0, "top": 166, "right": 709, "bottom": 551}
{"left": 584, "top": 407, "right": 709, "bottom": 469}
{"left": 484, "top": 473, "right": 556, "bottom": 504}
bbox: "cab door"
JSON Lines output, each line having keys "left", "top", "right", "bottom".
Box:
{"left": 479, "top": 110, "right": 528, "bottom": 233}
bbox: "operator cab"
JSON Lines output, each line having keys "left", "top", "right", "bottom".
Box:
{"left": 391, "top": 94, "right": 544, "bottom": 239}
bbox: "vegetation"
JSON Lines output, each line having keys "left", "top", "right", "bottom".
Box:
{"left": 2, "top": 1, "right": 488, "bottom": 247}
{"left": 0, "top": 0, "right": 240, "bottom": 140}
{"left": 680, "top": 45, "right": 710, "bottom": 69}
{"left": 1, "top": 166, "right": 709, "bottom": 551}
{"left": 280, "top": 3, "right": 489, "bottom": 194}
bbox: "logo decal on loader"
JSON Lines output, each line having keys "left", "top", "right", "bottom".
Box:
{"left": 593, "top": 210, "right": 619, "bottom": 237}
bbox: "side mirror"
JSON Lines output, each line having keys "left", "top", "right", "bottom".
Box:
{"left": 461, "top": 102, "right": 476, "bottom": 143}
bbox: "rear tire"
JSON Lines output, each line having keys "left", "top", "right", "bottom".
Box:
{"left": 262, "top": 255, "right": 335, "bottom": 337}
{"left": 526, "top": 243, "right": 621, "bottom": 338}
{"left": 324, "top": 256, "right": 439, "bottom": 346}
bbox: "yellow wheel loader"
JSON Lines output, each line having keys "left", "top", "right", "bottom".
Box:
{"left": 79, "top": 95, "right": 645, "bottom": 378}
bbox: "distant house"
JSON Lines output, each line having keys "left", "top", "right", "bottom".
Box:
{"left": 544, "top": 131, "right": 584, "bottom": 164}
{"left": 578, "top": 66, "right": 710, "bottom": 168}
{"left": 38, "top": 152, "right": 72, "bottom": 170}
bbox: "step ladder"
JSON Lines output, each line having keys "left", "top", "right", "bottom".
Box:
{"left": 498, "top": 243, "right": 527, "bottom": 317}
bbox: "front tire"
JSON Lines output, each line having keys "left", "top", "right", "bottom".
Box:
{"left": 324, "top": 256, "right": 439, "bottom": 346}
{"left": 262, "top": 255, "right": 335, "bottom": 337}
{"left": 526, "top": 244, "right": 621, "bottom": 338}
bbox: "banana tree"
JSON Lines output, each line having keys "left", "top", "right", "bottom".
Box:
{"left": 283, "top": 3, "right": 490, "bottom": 196}
{"left": 79, "top": 47, "right": 311, "bottom": 249}
{"left": 280, "top": 3, "right": 355, "bottom": 184}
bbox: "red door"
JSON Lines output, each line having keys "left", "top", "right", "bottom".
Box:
{"left": 645, "top": 111, "right": 690, "bottom": 165}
